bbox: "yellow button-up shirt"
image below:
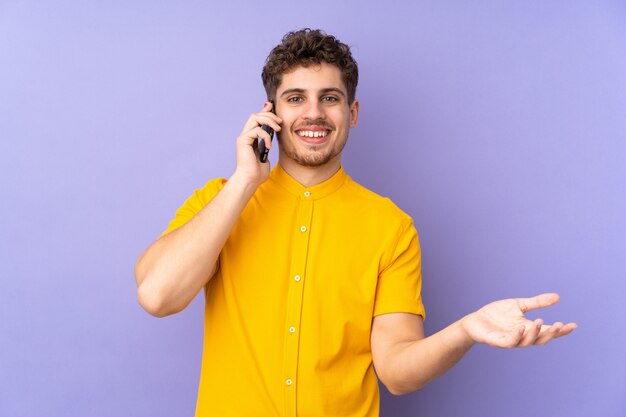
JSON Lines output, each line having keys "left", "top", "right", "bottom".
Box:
{"left": 162, "top": 164, "right": 425, "bottom": 417}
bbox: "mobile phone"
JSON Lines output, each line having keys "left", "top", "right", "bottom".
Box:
{"left": 258, "top": 100, "right": 275, "bottom": 163}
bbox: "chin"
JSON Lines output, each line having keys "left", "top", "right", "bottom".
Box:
{"left": 279, "top": 134, "right": 346, "bottom": 168}
{"left": 290, "top": 152, "right": 335, "bottom": 167}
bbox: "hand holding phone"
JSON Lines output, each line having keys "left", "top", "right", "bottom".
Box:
{"left": 257, "top": 100, "right": 275, "bottom": 163}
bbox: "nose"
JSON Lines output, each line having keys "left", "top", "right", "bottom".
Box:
{"left": 302, "top": 100, "right": 325, "bottom": 120}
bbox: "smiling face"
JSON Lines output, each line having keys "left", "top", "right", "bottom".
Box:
{"left": 275, "top": 62, "right": 359, "bottom": 168}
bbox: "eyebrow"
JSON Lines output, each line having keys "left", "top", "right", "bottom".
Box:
{"left": 279, "top": 87, "right": 346, "bottom": 98}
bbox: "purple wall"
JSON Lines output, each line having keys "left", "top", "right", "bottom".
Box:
{"left": 1, "top": 1, "right": 625, "bottom": 416}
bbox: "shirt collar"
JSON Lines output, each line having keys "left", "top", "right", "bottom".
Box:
{"left": 269, "top": 163, "right": 348, "bottom": 200}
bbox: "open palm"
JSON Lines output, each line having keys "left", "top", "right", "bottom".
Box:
{"left": 461, "top": 293, "right": 577, "bottom": 348}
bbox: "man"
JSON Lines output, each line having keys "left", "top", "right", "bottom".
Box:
{"left": 135, "top": 29, "right": 576, "bottom": 417}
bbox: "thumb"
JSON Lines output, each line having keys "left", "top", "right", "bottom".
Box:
{"left": 516, "top": 293, "right": 560, "bottom": 313}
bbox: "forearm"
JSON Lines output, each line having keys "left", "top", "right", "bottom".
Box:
{"left": 381, "top": 318, "right": 475, "bottom": 395}
{"left": 135, "top": 173, "right": 258, "bottom": 317}
{"left": 375, "top": 295, "right": 577, "bottom": 395}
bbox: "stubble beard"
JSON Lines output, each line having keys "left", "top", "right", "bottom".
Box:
{"left": 278, "top": 132, "right": 349, "bottom": 168}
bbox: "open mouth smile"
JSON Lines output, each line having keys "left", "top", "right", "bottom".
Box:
{"left": 297, "top": 130, "right": 329, "bottom": 138}
{"left": 294, "top": 126, "right": 333, "bottom": 144}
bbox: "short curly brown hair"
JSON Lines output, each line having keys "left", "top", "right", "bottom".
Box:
{"left": 261, "top": 29, "right": 359, "bottom": 104}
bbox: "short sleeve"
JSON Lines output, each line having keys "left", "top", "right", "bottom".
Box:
{"left": 160, "top": 178, "right": 227, "bottom": 238}
{"left": 373, "top": 220, "right": 426, "bottom": 319}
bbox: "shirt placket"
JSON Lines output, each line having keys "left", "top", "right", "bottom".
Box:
{"left": 283, "top": 190, "right": 314, "bottom": 417}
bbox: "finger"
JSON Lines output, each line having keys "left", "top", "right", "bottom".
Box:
{"left": 534, "top": 322, "right": 563, "bottom": 345}
{"left": 546, "top": 322, "right": 577, "bottom": 341}
{"left": 534, "top": 321, "right": 577, "bottom": 345}
{"left": 516, "top": 319, "right": 544, "bottom": 348}
{"left": 254, "top": 127, "right": 273, "bottom": 149}
{"left": 259, "top": 100, "right": 281, "bottom": 122}
{"left": 510, "top": 325, "right": 526, "bottom": 348}
{"left": 487, "top": 326, "right": 525, "bottom": 348}
{"left": 556, "top": 322, "right": 577, "bottom": 337}
{"left": 241, "top": 114, "right": 282, "bottom": 134}
{"left": 256, "top": 112, "right": 283, "bottom": 128}
{"left": 237, "top": 126, "right": 273, "bottom": 149}
{"left": 516, "top": 293, "right": 560, "bottom": 313}
{"left": 241, "top": 102, "right": 282, "bottom": 132}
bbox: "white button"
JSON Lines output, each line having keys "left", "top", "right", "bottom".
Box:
{"left": 294, "top": 275, "right": 301, "bottom": 282}
{"left": 300, "top": 226, "right": 307, "bottom": 232}
{"left": 289, "top": 326, "right": 296, "bottom": 333}
{"left": 286, "top": 379, "right": 293, "bottom": 386}
{"left": 304, "top": 191, "right": 311, "bottom": 197}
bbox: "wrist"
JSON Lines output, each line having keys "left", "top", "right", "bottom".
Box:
{"left": 228, "top": 171, "right": 261, "bottom": 195}
{"left": 448, "top": 316, "right": 477, "bottom": 350}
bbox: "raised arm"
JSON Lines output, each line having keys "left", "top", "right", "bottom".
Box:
{"left": 371, "top": 293, "right": 577, "bottom": 395}
{"left": 134, "top": 102, "right": 281, "bottom": 317}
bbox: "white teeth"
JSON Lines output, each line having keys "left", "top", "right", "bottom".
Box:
{"left": 298, "top": 130, "right": 328, "bottom": 138}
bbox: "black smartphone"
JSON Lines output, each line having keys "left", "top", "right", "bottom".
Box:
{"left": 258, "top": 100, "right": 275, "bottom": 163}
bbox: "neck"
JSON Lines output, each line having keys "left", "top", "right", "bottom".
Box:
{"left": 278, "top": 154, "right": 342, "bottom": 187}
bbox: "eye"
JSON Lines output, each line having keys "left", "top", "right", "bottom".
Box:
{"left": 287, "top": 96, "right": 304, "bottom": 103}
{"left": 321, "top": 96, "right": 339, "bottom": 103}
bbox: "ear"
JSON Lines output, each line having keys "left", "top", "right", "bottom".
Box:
{"left": 349, "top": 99, "right": 360, "bottom": 128}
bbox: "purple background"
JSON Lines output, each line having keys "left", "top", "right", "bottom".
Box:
{"left": 1, "top": 1, "right": 625, "bottom": 416}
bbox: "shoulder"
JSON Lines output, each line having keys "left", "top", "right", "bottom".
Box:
{"left": 341, "top": 176, "right": 413, "bottom": 228}
{"left": 159, "top": 177, "right": 227, "bottom": 237}
{"left": 196, "top": 177, "right": 228, "bottom": 203}
{"left": 175, "top": 177, "right": 228, "bottom": 214}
